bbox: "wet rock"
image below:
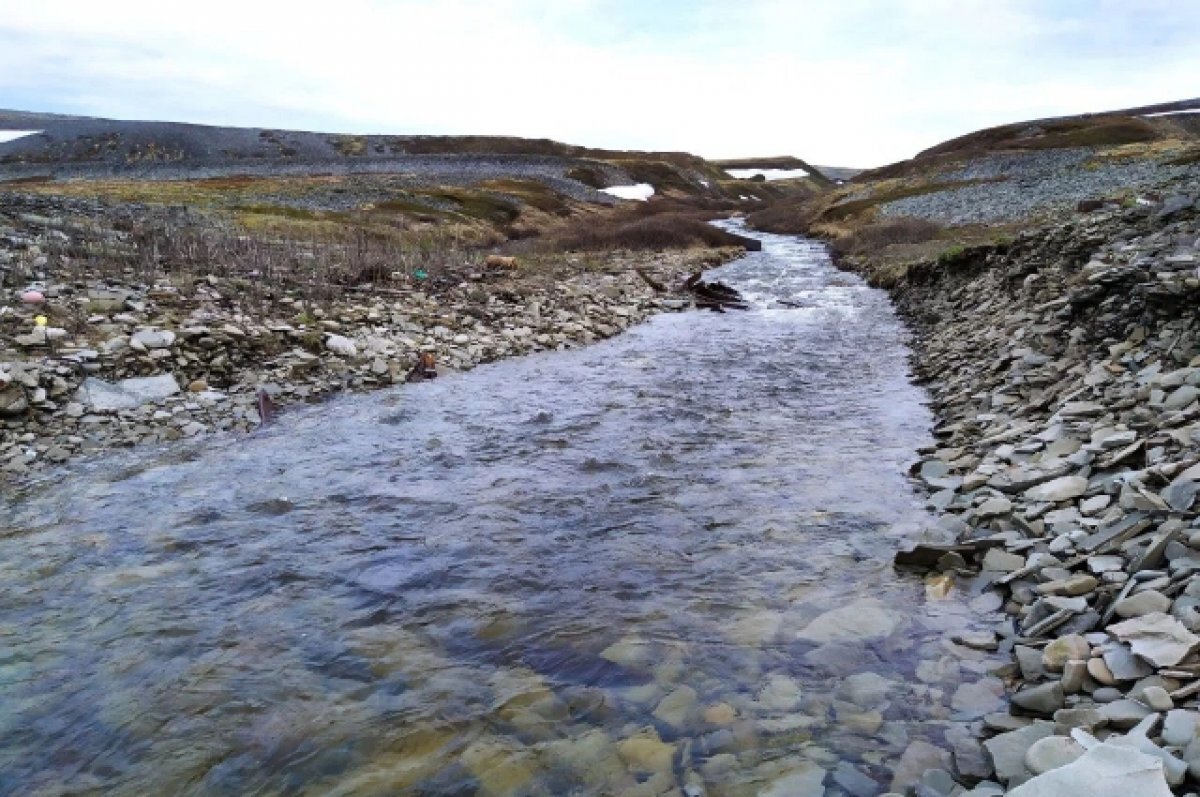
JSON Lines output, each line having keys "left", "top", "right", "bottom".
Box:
{"left": 795, "top": 598, "right": 899, "bottom": 643}
{"left": 652, "top": 685, "right": 698, "bottom": 729}
{"left": 760, "top": 760, "right": 826, "bottom": 797}
{"left": 952, "top": 678, "right": 1007, "bottom": 717}
{"left": 616, "top": 729, "right": 675, "bottom": 774}
{"left": 890, "top": 740, "right": 952, "bottom": 794}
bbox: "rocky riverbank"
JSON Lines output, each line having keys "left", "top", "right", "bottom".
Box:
{"left": 0, "top": 200, "right": 738, "bottom": 483}
{"left": 869, "top": 194, "right": 1200, "bottom": 795}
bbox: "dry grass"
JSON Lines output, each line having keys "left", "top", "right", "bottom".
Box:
{"left": 829, "top": 217, "right": 943, "bottom": 257}
{"left": 548, "top": 212, "right": 751, "bottom": 252}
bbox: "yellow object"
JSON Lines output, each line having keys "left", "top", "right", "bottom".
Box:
{"left": 925, "top": 572, "right": 955, "bottom": 600}
{"left": 34, "top": 315, "right": 47, "bottom": 327}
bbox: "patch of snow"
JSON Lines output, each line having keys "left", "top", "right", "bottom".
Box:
{"left": 738, "top": 195, "right": 763, "bottom": 202}
{"left": 601, "top": 183, "right": 655, "bottom": 201}
{"left": 1141, "top": 109, "right": 1200, "bottom": 118}
{"left": 726, "top": 168, "right": 809, "bottom": 181}
{"left": 0, "top": 130, "right": 41, "bottom": 144}
{"left": 698, "top": 179, "right": 710, "bottom": 188}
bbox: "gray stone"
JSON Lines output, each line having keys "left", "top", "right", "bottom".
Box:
{"left": 1142, "top": 685, "right": 1174, "bottom": 711}
{"left": 1042, "top": 635, "right": 1090, "bottom": 672}
{"left": 983, "top": 721, "right": 1055, "bottom": 783}
{"left": 130, "top": 328, "right": 176, "bottom": 350}
{"left": 1162, "top": 709, "right": 1199, "bottom": 747}
{"left": 978, "top": 497, "right": 1014, "bottom": 517}
{"left": 1164, "top": 384, "right": 1200, "bottom": 411}
{"left": 982, "top": 548, "right": 1026, "bottom": 572}
{"left": 1025, "top": 476, "right": 1089, "bottom": 503}
{"left": 1006, "top": 742, "right": 1173, "bottom": 797}
{"left": 1061, "top": 659, "right": 1087, "bottom": 694}
{"left": 1012, "top": 682, "right": 1064, "bottom": 715}
{"left": 1102, "top": 646, "right": 1154, "bottom": 681}
{"left": 1114, "top": 590, "right": 1172, "bottom": 618}
{"left": 1098, "top": 699, "right": 1153, "bottom": 730}
{"left": 1024, "top": 735, "right": 1084, "bottom": 775}
{"left": 1162, "top": 480, "right": 1198, "bottom": 512}
{"left": 76, "top": 375, "right": 181, "bottom": 411}
{"left": 1053, "top": 707, "right": 1107, "bottom": 734}
{"left": 1109, "top": 612, "right": 1200, "bottom": 667}
{"left": 0, "top": 384, "right": 28, "bottom": 416}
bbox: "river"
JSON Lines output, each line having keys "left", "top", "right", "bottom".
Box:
{"left": 0, "top": 222, "right": 1001, "bottom": 796}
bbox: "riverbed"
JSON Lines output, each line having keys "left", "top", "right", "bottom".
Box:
{"left": 0, "top": 224, "right": 1003, "bottom": 796}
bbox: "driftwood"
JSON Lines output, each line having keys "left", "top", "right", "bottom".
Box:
{"left": 634, "top": 268, "right": 669, "bottom": 293}
{"left": 684, "top": 271, "right": 748, "bottom": 312}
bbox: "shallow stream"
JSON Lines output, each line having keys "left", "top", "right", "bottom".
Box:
{"left": 0, "top": 223, "right": 1002, "bottom": 796}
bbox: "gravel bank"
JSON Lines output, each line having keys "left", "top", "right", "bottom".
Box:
{"left": 0, "top": 197, "right": 736, "bottom": 483}
{"left": 868, "top": 195, "right": 1200, "bottom": 795}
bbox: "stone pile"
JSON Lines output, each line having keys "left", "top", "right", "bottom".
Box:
{"left": 889, "top": 197, "right": 1200, "bottom": 794}
{"left": 0, "top": 204, "right": 728, "bottom": 480}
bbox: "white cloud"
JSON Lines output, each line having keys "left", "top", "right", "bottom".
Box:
{"left": 0, "top": 0, "right": 1197, "bottom": 166}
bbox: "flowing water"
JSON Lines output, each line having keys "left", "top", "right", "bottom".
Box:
{"left": 0, "top": 223, "right": 1002, "bottom": 796}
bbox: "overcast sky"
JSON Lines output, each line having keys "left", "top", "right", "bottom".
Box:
{"left": 0, "top": 1, "right": 1197, "bottom": 166}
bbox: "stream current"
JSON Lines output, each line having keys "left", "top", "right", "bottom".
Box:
{"left": 0, "top": 223, "right": 1002, "bottom": 796}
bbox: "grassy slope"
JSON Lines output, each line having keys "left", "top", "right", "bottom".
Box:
{"left": 0, "top": 111, "right": 824, "bottom": 262}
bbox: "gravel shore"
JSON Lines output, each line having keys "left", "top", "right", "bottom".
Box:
{"left": 0, "top": 195, "right": 736, "bottom": 483}
{"left": 863, "top": 194, "right": 1200, "bottom": 795}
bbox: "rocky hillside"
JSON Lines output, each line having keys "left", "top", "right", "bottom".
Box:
{"left": 747, "top": 98, "right": 1200, "bottom": 284}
